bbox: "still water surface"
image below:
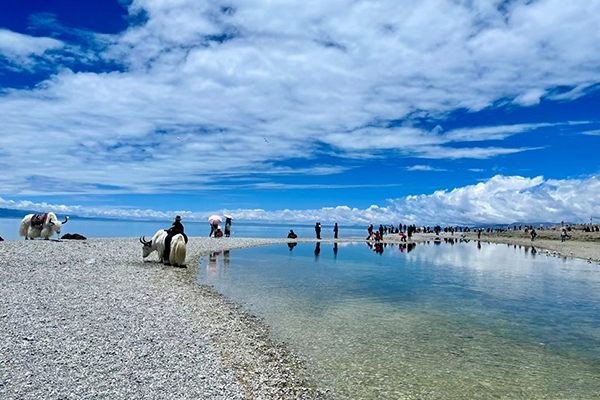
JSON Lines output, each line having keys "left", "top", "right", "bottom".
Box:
{"left": 197, "top": 241, "right": 600, "bottom": 399}
{"left": 0, "top": 217, "right": 364, "bottom": 240}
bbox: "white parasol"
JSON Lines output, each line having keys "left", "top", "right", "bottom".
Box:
{"left": 208, "top": 215, "right": 222, "bottom": 225}
{"left": 223, "top": 214, "right": 233, "bottom": 220}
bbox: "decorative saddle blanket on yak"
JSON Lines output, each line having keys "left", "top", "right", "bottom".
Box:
{"left": 30, "top": 213, "right": 49, "bottom": 228}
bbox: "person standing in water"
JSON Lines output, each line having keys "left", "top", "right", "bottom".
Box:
{"left": 315, "top": 222, "right": 322, "bottom": 239}
{"left": 333, "top": 222, "right": 339, "bottom": 239}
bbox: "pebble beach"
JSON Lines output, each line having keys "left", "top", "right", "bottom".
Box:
{"left": 1, "top": 231, "right": 598, "bottom": 399}
{"left": 0, "top": 237, "right": 329, "bottom": 400}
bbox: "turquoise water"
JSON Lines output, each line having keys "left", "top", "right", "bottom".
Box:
{"left": 197, "top": 241, "right": 600, "bottom": 399}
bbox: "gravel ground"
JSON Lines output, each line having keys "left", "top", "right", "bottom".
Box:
{"left": 0, "top": 237, "right": 330, "bottom": 400}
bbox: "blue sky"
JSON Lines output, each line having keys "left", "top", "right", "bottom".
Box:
{"left": 1, "top": 0, "right": 599, "bottom": 226}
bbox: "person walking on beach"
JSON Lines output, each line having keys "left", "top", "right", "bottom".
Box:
{"left": 333, "top": 223, "right": 339, "bottom": 239}
{"left": 315, "top": 222, "right": 322, "bottom": 239}
{"left": 530, "top": 228, "right": 537, "bottom": 242}
{"left": 561, "top": 228, "right": 569, "bottom": 242}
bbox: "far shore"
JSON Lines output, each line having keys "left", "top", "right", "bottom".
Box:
{"left": 381, "top": 229, "right": 600, "bottom": 263}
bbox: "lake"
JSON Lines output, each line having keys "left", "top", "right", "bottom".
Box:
{"left": 197, "top": 241, "right": 600, "bottom": 399}
{"left": 0, "top": 217, "right": 366, "bottom": 241}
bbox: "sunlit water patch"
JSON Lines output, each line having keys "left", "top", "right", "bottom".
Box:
{"left": 196, "top": 241, "right": 600, "bottom": 399}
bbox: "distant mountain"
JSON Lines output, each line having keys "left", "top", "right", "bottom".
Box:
{"left": 0, "top": 208, "right": 38, "bottom": 218}
{"left": 0, "top": 208, "right": 74, "bottom": 219}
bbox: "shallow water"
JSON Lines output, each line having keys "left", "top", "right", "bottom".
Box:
{"left": 197, "top": 240, "right": 600, "bottom": 399}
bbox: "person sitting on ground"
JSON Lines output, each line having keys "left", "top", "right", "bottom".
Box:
{"left": 215, "top": 227, "right": 223, "bottom": 238}
{"left": 287, "top": 229, "right": 298, "bottom": 239}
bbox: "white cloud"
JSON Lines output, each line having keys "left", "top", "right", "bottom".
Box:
{"left": 2, "top": 175, "right": 599, "bottom": 226}
{"left": 0, "top": 29, "right": 64, "bottom": 68}
{"left": 405, "top": 165, "right": 446, "bottom": 172}
{"left": 512, "top": 88, "right": 546, "bottom": 106}
{"left": 0, "top": 0, "right": 600, "bottom": 195}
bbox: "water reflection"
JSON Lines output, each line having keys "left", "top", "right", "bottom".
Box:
{"left": 287, "top": 242, "right": 297, "bottom": 251}
{"left": 206, "top": 251, "right": 221, "bottom": 278}
{"left": 197, "top": 241, "right": 600, "bottom": 399}
{"left": 223, "top": 250, "right": 230, "bottom": 268}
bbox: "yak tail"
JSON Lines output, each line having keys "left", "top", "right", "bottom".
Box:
{"left": 170, "top": 234, "right": 187, "bottom": 266}
{"left": 19, "top": 220, "right": 29, "bottom": 237}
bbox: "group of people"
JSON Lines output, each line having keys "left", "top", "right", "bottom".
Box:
{"left": 286, "top": 222, "right": 339, "bottom": 240}
{"left": 163, "top": 215, "right": 233, "bottom": 242}
{"left": 209, "top": 216, "right": 233, "bottom": 238}
{"left": 313, "top": 222, "right": 339, "bottom": 239}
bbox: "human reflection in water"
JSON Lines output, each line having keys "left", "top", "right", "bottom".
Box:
{"left": 314, "top": 242, "right": 321, "bottom": 259}
{"left": 374, "top": 242, "right": 384, "bottom": 255}
{"left": 399, "top": 243, "right": 406, "bottom": 252}
{"left": 477, "top": 241, "right": 482, "bottom": 250}
{"left": 333, "top": 243, "right": 338, "bottom": 258}
{"left": 223, "top": 250, "right": 230, "bottom": 268}
{"left": 531, "top": 246, "right": 537, "bottom": 255}
{"left": 407, "top": 243, "right": 416, "bottom": 253}
{"left": 207, "top": 251, "right": 221, "bottom": 278}
{"left": 287, "top": 242, "right": 297, "bottom": 251}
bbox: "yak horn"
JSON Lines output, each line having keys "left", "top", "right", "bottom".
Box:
{"left": 62, "top": 216, "right": 69, "bottom": 224}
{"left": 140, "top": 236, "right": 151, "bottom": 245}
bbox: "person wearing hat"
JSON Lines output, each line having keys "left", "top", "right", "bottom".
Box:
{"left": 164, "top": 216, "right": 187, "bottom": 265}
{"left": 170, "top": 215, "right": 184, "bottom": 234}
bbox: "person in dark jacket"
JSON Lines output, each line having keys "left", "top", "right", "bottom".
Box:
{"left": 164, "top": 216, "right": 187, "bottom": 264}
{"left": 333, "top": 223, "right": 339, "bottom": 239}
{"left": 315, "top": 222, "right": 322, "bottom": 239}
{"left": 224, "top": 216, "right": 233, "bottom": 237}
{"left": 169, "top": 215, "right": 184, "bottom": 234}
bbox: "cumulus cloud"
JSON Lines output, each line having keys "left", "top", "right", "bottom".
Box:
{"left": 2, "top": 175, "right": 599, "bottom": 226}
{"left": 0, "top": 0, "right": 599, "bottom": 202}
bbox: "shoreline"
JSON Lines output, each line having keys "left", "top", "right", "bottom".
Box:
{"left": 1, "top": 237, "right": 330, "bottom": 399}
{"left": 2, "top": 233, "right": 598, "bottom": 399}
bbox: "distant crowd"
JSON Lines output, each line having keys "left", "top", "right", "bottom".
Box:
{"left": 285, "top": 221, "right": 600, "bottom": 241}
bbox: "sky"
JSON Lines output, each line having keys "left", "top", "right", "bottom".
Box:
{"left": 1, "top": 0, "right": 599, "bottom": 226}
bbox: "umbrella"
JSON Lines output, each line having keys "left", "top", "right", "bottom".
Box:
{"left": 208, "top": 215, "right": 222, "bottom": 225}
{"left": 223, "top": 214, "right": 233, "bottom": 220}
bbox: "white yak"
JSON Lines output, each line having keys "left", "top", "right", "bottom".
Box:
{"left": 140, "top": 229, "right": 187, "bottom": 267}
{"left": 19, "top": 213, "right": 69, "bottom": 240}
